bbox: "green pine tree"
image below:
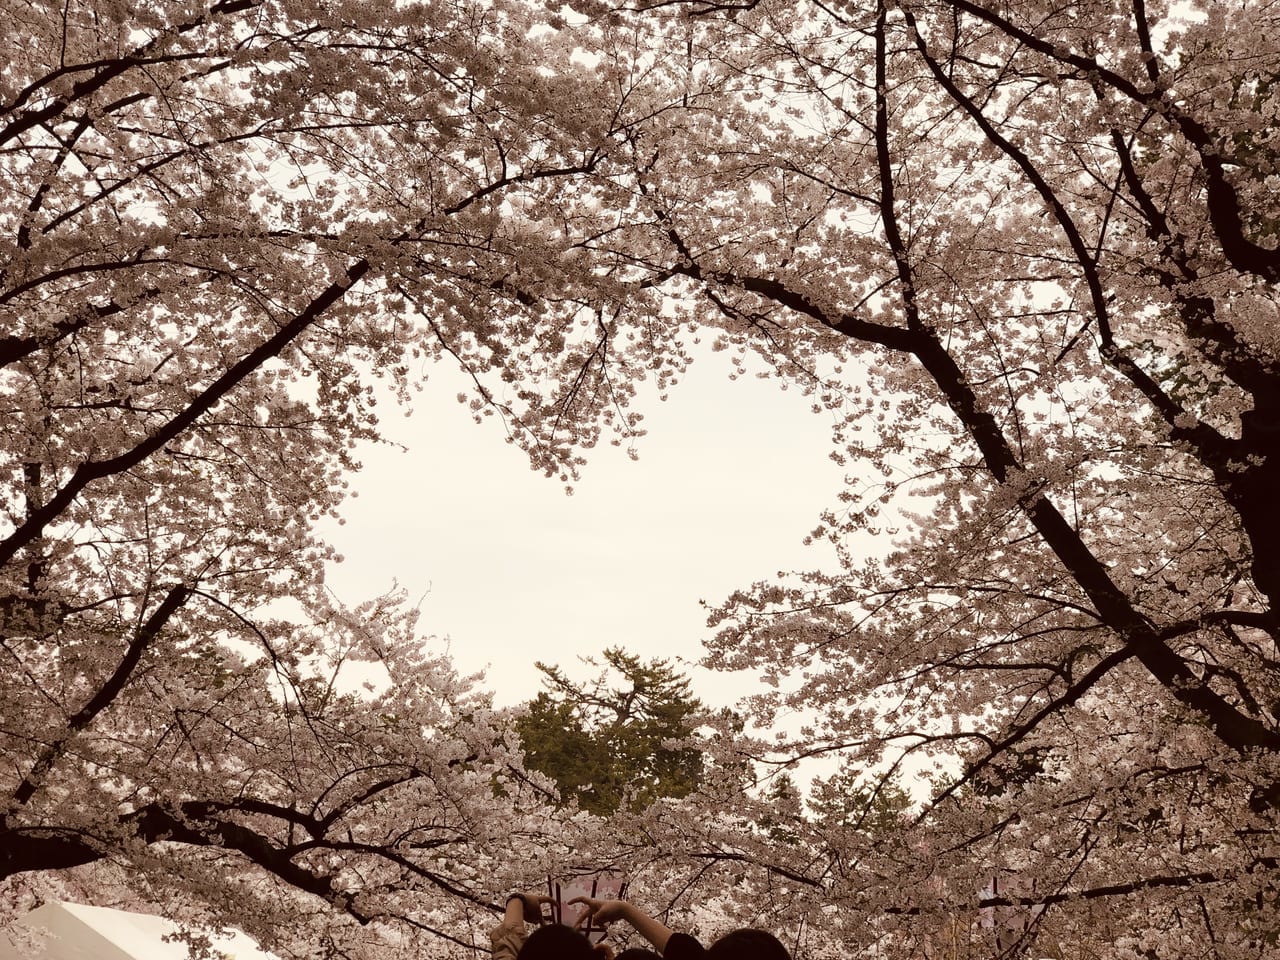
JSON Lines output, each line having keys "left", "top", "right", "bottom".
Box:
{"left": 515, "top": 648, "right": 704, "bottom": 816}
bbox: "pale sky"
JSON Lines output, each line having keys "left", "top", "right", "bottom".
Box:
{"left": 320, "top": 352, "right": 846, "bottom": 709}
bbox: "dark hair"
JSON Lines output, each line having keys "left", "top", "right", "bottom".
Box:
{"left": 707, "top": 929, "right": 791, "bottom": 960}
{"left": 616, "top": 950, "right": 663, "bottom": 960}
{"left": 516, "top": 924, "right": 598, "bottom": 960}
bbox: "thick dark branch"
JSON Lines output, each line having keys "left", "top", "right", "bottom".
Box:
{"left": 1, "top": 257, "right": 173, "bottom": 307}
{"left": 632, "top": 130, "right": 919, "bottom": 353}
{"left": 0, "top": 790, "right": 496, "bottom": 929}
{"left": 1156, "top": 610, "right": 1280, "bottom": 644}
{"left": 937, "top": 0, "right": 1280, "bottom": 282}
{"left": 874, "top": 2, "right": 921, "bottom": 334}
{"left": 8, "top": 584, "right": 191, "bottom": 810}
{"left": 0, "top": 0, "right": 261, "bottom": 147}
{"left": 0, "top": 299, "right": 129, "bottom": 369}
{"left": 888, "top": 11, "right": 1280, "bottom": 736}
{"left": 182, "top": 798, "right": 326, "bottom": 836}
{"left": 903, "top": 7, "right": 1237, "bottom": 470}
{"left": 1130, "top": 0, "right": 1160, "bottom": 86}
{"left": 0, "top": 802, "right": 365, "bottom": 919}
{"left": 314, "top": 767, "right": 429, "bottom": 831}
{"left": 0, "top": 259, "right": 371, "bottom": 570}
{"left": 134, "top": 804, "right": 374, "bottom": 922}
{"left": 0, "top": 144, "right": 605, "bottom": 564}
{"left": 1101, "top": 113, "right": 1280, "bottom": 403}
{"left": 723, "top": 234, "right": 1280, "bottom": 751}
{"left": 913, "top": 328, "right": 1280, "bottom": 753}
{"left": 651, "top": 226, "right": 919, "bottom": 353}
{"left": 705, "top": 242, "right": 1279, "bottom": 750}
{"left": 14, "top": 115, "right": 93, "bottom": 253}
{"left": 927, "top": 646, "right": 1136, "bottom": 813}
{"left": 442, "top": 153, "right": 604, "bottom": 216}
{"left": 713, "top": 271, "right": 921, "bottom": 352}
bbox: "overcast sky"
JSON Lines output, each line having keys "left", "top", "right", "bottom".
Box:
{"left": 320, "top": 352, "right": 846, "bottom": 709}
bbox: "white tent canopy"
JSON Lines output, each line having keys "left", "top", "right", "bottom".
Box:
{"left": 0, "top": 902, "right": 276, "bottom": 960}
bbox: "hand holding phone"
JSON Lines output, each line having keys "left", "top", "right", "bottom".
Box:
{"left": 547, "top": 872, "right": 627, "bottom": 943}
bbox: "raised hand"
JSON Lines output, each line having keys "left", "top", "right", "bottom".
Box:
{"left": 569, "top": 896, "right": 629, "bottom": 927}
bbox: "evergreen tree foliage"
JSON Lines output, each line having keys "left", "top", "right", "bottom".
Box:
{"left": 515, "top": 648, "right": 703, "bottom": 816}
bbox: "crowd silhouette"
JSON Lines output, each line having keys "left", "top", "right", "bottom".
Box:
{"left": 493, "top": 892, "right": 791, "bottom": 960}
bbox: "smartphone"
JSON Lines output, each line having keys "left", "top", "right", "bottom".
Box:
{"left": 547, "top": 871, "right": 628, "bottom": 944}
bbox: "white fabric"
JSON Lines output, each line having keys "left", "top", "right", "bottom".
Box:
{"left": 0, "top": 902, "right": 275, "bottom": 960}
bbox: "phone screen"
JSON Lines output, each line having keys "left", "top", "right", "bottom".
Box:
{"left": 547, "top": 871, "right": 627, "bottom": 943}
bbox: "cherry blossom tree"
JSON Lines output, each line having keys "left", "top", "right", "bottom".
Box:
{"left": 496, "top": 0, "right": 1279, "bottom": 956}
{"left": 0, "top": 0, "right": 645, "bottom": 954}
{"left": 596, "top": 0, "right": 1279, "bottom": 955}
{"left": 7, "top": 0, "right": 1280, "bottom": 956}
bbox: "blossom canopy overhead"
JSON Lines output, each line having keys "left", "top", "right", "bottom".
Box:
{"left": 3, "top": 0, "right": 1280, "bottom": 957}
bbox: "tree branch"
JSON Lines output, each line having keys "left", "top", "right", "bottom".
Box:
{"left": 8, "top": 583, "right": 192, "bottom": 810}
